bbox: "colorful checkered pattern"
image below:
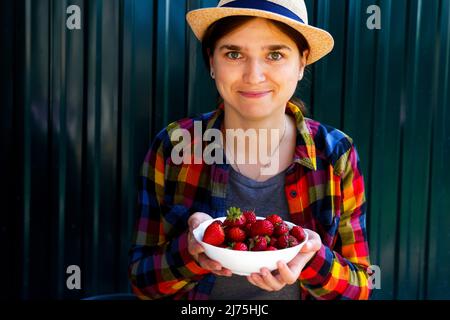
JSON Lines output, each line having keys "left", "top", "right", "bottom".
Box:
{"left": 128, "top": 101, "right": 371, "bottom": 300}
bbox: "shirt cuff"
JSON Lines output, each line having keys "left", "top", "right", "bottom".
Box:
{"left": 299, "top": 244, "right": 333, "bottom": 286}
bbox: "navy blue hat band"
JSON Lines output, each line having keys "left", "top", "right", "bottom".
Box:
{"left": 221, "top": 0, "right": 305, "bottom": 24}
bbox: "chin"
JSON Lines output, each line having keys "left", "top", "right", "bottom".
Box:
{"left": 236, "top": 101, "right": 277, "bottom": 119}
{"left": 240, "top": 109, "right": 274, "bottom": 121}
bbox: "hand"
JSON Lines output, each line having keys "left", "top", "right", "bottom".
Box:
{"left": 246, "top": 229, "right": 322, "bottom": 291}
{"left": 187, "top": 212, "right": 232, "bottom": 277}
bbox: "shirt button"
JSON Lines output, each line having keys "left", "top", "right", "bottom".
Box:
{"left": 290, "top": 190, "right": 297, "bottom": 198}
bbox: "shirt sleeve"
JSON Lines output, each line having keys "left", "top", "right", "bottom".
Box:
{"left": 128, "top": 132, "right": 210, "bottom": 300}
{"left": 299, "top": 144, "right": 372, "bottom": 300}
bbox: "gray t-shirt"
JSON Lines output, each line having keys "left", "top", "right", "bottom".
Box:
{"left": 209, "top": 167, "right": 301, "bottom": 300}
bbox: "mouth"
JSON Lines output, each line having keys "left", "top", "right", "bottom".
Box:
{"left": 238, "top": 90, "right": 272, "bottom": 99}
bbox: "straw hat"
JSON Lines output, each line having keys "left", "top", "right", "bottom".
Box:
{"left": 186, "top": 0, "right": 334, "bottom": 65}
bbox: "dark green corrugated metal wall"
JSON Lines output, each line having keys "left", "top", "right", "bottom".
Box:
{"left": 1, "top": 0, "right": 449, "bottom": 300}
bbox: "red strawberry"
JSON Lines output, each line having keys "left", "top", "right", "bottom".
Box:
{"left": 243, "top": 223, "right": 253, "bottom": 236}
{"left": 266, "top": 214, "right": 283, "bottom": 226}
{"left": 243, "top": 209, "right": 257, "bottom": 224}
{"left": 269, "top": 236, "right": 278, "bottom": 247}
{"left": 273, "top": 222, "right": 289, "bottom": 236}
{"left": 290, "top": 225, "right": 306, "bottom": 242}
{"left": 288, "top": 235, "right": 300, "bottom": 247}
{"left": 226, "top": 226, "right": 246, "bottom": 242}
{"left": 250, "top": 220, "right": 274, "bottom": 237}
{"left": 249, "top": 235, "right": 268, "bottom": 251}
{"left": 266, "top": 246, "right": 278, "bottom": 251}
{"left": 224, "top": 207, "right": 247, "bottom": 227}
{"left": 203, "top": 221, "right": 225, "bottom": 246}
{"left": 277, "top": 234, "right": 300, "bottom": 249}
{"left": 231, "top": 242, "right": 248, "bottom": 251}
{"left": 277, "top": 234, "right": 289, "bottom": 249}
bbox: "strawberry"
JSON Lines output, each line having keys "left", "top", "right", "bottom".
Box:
{"left": 290, "top": 225, "right": 306, "bottom": 242}
{"left": 269, "top": 236, "right": 278, "bottom": 247}
{"left": 243, "top": 209, "right": 257, "bottom": 224}
{"left": 266, "top": 214, "right": 283, "bottom": 226}
{"left": 276, "top": 234, "right": 289, "bottom": 249}
{"left": 224, "top": 207, "right": 247, "bottom": 227}
{"left": 287, "top": 235, "right": 299, "bottom": 247}
{"left": 250, "top": 219, "right": 274, "bottom": 237}
{"left": 231, "top": 242, "right": 248, "bottom": 251}
{"left": 273, "top": 222, "right": 289, "bottom": 236}
{"left": 243, "top": 223, "right": 253, "bottom": 236}
{"left": 266, "top": 246, "right": 278, "bottom": 251}
{"left": 277, "top": 234, "right": 300, "bottom": 249}
{"left": 249, "top": 235, "right": 268, "bottom": 251}
{"left": 226, "top": 226, "right": 246, "bottom": 243}
{"left": 203, "top": 221, "right": 225, "bottom": 246}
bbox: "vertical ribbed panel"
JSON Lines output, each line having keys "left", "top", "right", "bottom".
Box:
{"left": 427, "top": 0, "right": 450, "bottom": 299}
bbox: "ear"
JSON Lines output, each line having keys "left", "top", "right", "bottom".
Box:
{"left": 208, "top": 48, "right": 215, "bottom": 73}
{"left": 300, "top": 49, "right": 309, "bottom": 67}
{"left": 298, "top": 49, "right": 309, "bottom": 80}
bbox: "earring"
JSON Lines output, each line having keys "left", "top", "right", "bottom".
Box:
{"left": 210, "top": 70, "right": 215, "bottom": 79}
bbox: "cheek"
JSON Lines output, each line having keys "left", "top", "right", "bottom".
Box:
{"left": 273, "top": 66, "right": 299, "bottom": 90}
{"left": 215, "top": 68, "right": 240, "bottom": 91}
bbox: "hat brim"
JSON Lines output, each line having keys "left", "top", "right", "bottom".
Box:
{"left": 186, "top": 7, "right": 334, "bottom": 65}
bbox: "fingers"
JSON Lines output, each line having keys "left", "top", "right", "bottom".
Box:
{"left": 276, "top": 261, "right": 298, "bottom": 285}
{"left": 247, "top": 268, "right": 286, "bottom": 291}
{"left": 195, "top": 253, "right": 232, "bottom": 277}
{"left": 197, "top": 253, "right": 221, "bottom": 270}
{"left": 259, "top": 268, "right": 286, "bottom": 291}
{"left": 211, "top": 269, "right": 233, "bottom": 277}
{"left": 249, "top": 273, "right": 274, "bottom": 291}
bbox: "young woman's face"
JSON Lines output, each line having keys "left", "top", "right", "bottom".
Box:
{"left": 210, "top": 18, "right": 307, "bottom": 121}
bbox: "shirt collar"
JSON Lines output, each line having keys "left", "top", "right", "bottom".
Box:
{"left": 207, "top": 101, "right": 317, "bottom": 171}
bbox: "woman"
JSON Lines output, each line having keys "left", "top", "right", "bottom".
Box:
{"left": 128, "top": 0, "right": 372, "bottom": 300}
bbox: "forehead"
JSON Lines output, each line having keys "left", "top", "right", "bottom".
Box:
{"left": 216, "top": 17, "right": 297, "bottom": 47}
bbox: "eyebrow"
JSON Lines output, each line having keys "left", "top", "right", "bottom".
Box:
{"left": 218, "top": 44, "right": 292, "bottom": 51}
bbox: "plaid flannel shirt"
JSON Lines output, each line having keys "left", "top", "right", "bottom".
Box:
{"left": 128, "top": 101, "right": 372, "bottom": 300}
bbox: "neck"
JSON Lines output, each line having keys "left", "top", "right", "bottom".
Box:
{"left": 222, "top": 104, "right": 288, "bottom": 166}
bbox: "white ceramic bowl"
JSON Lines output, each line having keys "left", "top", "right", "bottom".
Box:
{"left": 193, "top": 217, "right": 308, "bottom": 276}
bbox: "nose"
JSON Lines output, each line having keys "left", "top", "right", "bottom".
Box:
{"left": 243, "top": 58, "right": 266, "bottom": 84}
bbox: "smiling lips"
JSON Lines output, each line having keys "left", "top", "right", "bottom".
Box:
{"left": 238, "top": 90, "right": 272, "bottom": 98}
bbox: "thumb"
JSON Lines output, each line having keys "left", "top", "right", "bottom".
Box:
{"left": 188, "top": 219, "right": 201, "bottom": 234}
{"left": 300, "top": 229, "right": 322, "bottom": 253}
{"left": 188, "top": 212, "right": 211, "bottom": 231}
{"left": 300, "top": 240, "right": 316, "bottom": 253}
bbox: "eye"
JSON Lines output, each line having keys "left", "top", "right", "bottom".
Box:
{"left": 226, "top": 51, "right": 242, "bottom": 60}
{"left": 268, "top": 51, "right": 284, "bottom": 61}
